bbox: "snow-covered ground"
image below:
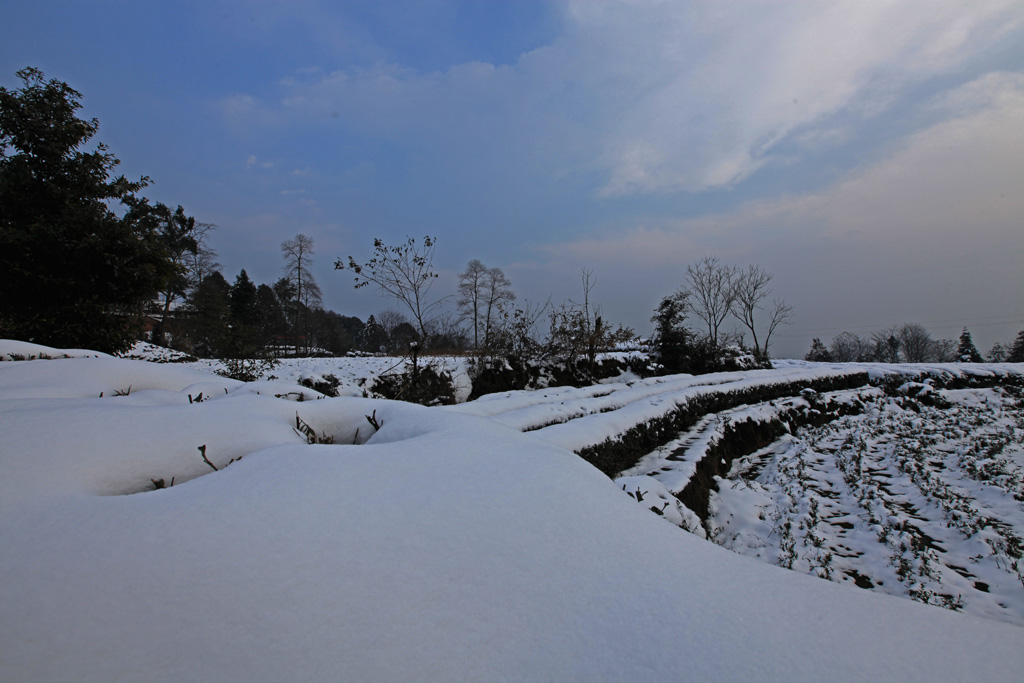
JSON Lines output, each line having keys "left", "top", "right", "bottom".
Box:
{"left": 2, "top": 340, "right": 1022, "bottom": 681}
{"left": 620, "top": 382, "right": 1024, "bottom": 626}
{"left": 712, "top": 385, "right": 1024, "bottom": 623}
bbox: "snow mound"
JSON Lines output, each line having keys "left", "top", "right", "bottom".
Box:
{"left": 0, "top": 338, "right": 109, "bottom": 361}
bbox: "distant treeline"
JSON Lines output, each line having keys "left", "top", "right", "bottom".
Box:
{"left": 804, "top": 325, "right": 1024, "bottom": 363}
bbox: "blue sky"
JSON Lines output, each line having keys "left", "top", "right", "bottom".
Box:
{"left": 4, "top": 0, "right": 1024, "bottom": 357}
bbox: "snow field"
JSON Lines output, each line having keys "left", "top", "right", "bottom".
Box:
{"left": 2, "top": 342, "right": 1023, "bottom": 680}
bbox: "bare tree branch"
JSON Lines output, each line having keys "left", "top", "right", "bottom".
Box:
{"left": 336, "top": 236, "right": 444, "bottom": 342}
{"left": 685, "top": 256, "right": 736, "bottom": 347}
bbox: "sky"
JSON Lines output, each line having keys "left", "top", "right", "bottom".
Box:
{"left": 3, "top": 0, "right": 1023, "bottom": 358}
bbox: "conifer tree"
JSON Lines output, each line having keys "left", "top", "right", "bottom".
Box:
{"left": 187, "top": 272, "right": 231, "bottom": 356}
{"left": 804, "top": 338, "right": 833, "bottom": 362}
{"left": 1, "top": 68, "right": 187, "bottom": 353}
{"left": 1008, "top": 330, "right": 1024, "bottom": 363}
{"left": 254, "top": 284, "right": 287, "bottom": 348}
{"left": 360, "top": 314, "right": 388, "bottom": 352}
{"left": 229, "top": 270, "right": 259, "bottom": 329}
{"left": 956, "top": 327, "right": 983, "bottom": 363}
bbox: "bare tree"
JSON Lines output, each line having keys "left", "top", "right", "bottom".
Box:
{"left": 281, "top": 233, "right": 321, "bottom": 353}
{"left": 375, "top": 309, "right": 409, "bottom": 341}
{"left": 336, "top": 236, "right": 443, "bottom": 343}
{"left": 933, "top": 338, "right": 957, "bottom": 363}
{"left": 184, "top": 222, "right": 220, "bottom": 296}
{"left": 763, "top": 299, "right": 794, "bottom": 357}
{"left": 731, "top": 265, "right": 771, "bottom": 353}
{"left": 549, "top": 269, "right": 634, "bottom": 372}
{"left": 487, "top": 298, "right": 550, "bottom": 364}
{"left": 686, "top": 256, "right": 736, "bottom": 347}
{"left": 457, "top": 260, "right": 514, "bottom": 349}
{"left": 829, "top": 331, "right": 870, "bottom": 362}
{"left": 730, "top": 264, "right": 793, "bottom": 359}
{"left": 457, "top": 259, "right": 488, "bottom": 349}
{"left": 871, "top": 326, "right": 902, "bottom": 363}
{"left": 149, "top": 204, "right": 198, "bottom": 346}
{"left": 899, "top": 323, "right": 934, "bottom": 363}
{"left": 481, "top": 266, "right": 515, "bottom": 348}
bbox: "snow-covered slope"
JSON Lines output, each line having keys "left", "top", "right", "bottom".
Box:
{"left": 1, "top": 342, "right": 1021, "bottom": 681}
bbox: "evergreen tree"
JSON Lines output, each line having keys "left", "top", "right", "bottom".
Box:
{"left": 229, "top": 269, "right": 258, "bottom": 329}
{"left": 1008, "top": 330, "right": 1024, "bottom": 363}
{"left": 187, "top": 272, "right": 230, "bottom": 356}
{"left": 804, "top": 338, "right": 833, "bottom": 362}
{"left": 254, "top": 284, "right": 287, "bottom": 348}
{"left": 651, "top": 291, "right": 692, "bottom": 375}
{"left": 359, "top": 314, "right": 388, "bottom": 353}
{"left": 333, "top": 315, "right": 364, "bottom": 352}
{"left": 390, "top": 321, "right": 419, "bottom": 354}
{"left": 0, "top": 68, "right": 186, "bottom": 353}
{"left": 988, "top": 342, "right": 1006, "bottom": 363}
{"left": 956, "top": 327, "right": 983, "bottom": 363}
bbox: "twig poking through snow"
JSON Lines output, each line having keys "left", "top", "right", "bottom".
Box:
{"left": 198, "top": 444, "right": 218, "bottom": 471}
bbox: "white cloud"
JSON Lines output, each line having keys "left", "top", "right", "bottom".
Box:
{"left": 220, "top": 1, "right": 1024, "bottom": 199}
{"left": 245, "top": 154, "right": 274, "bottom": 169}
{"left": 578, "top": 0, "right": 1024, "bottom": 194}
{"left": 540, "top": 70, "right": 1024, "bottom": 262}
{"left": 523, "top": 71, "right": 1024, "bottom": 351}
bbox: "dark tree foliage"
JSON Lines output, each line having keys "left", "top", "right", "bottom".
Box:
{"left": 956, "top": 327, "right": 984, "bottom": 363}
{"left": 871, "top": 328, "right": 902, "bottom": 363}
{"left": 650, "top": 290, "right": 753, "bottom": 375}
{"left": 333, "top": 314, "right": 365, "bottom": 349}
{"left": 187, "top": 272, "right": 231, "bottom": 357}
{"left": 304, "top": 309, "right": 362, "bottom": 356}
{"left": 390, "top": 321, "right": 419, "bottom": 354}
{"left": 1008, "top": 330, "right": 1024, "bottom": 363}
{"left": 254, "top": 284, "right": 287, "bottom": 347}
{"left": 150, "top": 204, "right": 197, "bottom": 346}
{"left": 805, "top": 338, "right": 833, "bottom": 362}
{"left": 651, "top": 292, "right": 693, "bottom": 375}
{"left": 0, "top": 68, "right": 188, "bottom": 353}
{"left": 229, "top": 269, "right": 259, "bottom": 329}
{"left": 360, "top": 314, "right": 388, "bottom": 353}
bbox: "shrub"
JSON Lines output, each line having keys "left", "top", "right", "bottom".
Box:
{"left": 371, "top": 364, "right": 456, "bottom": 406}
{"left": 216, "top": 356, "right": 279, "bottom": 382}
{"left": 298, "top": 373, "right": 341, "bottom": 397}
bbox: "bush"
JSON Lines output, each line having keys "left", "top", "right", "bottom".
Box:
{"left": 298, "top": 373, "right": 341, "bottom": 397}
{"left": 216, "top": 356, "right": 279, "bottom": 382}
{"left": 371, "top": 364, "right": 456, "bottom": 406}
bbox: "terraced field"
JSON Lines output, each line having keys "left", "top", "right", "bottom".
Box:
{"left": 452, "top": 361, "right": 1024, "bottom": 625}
